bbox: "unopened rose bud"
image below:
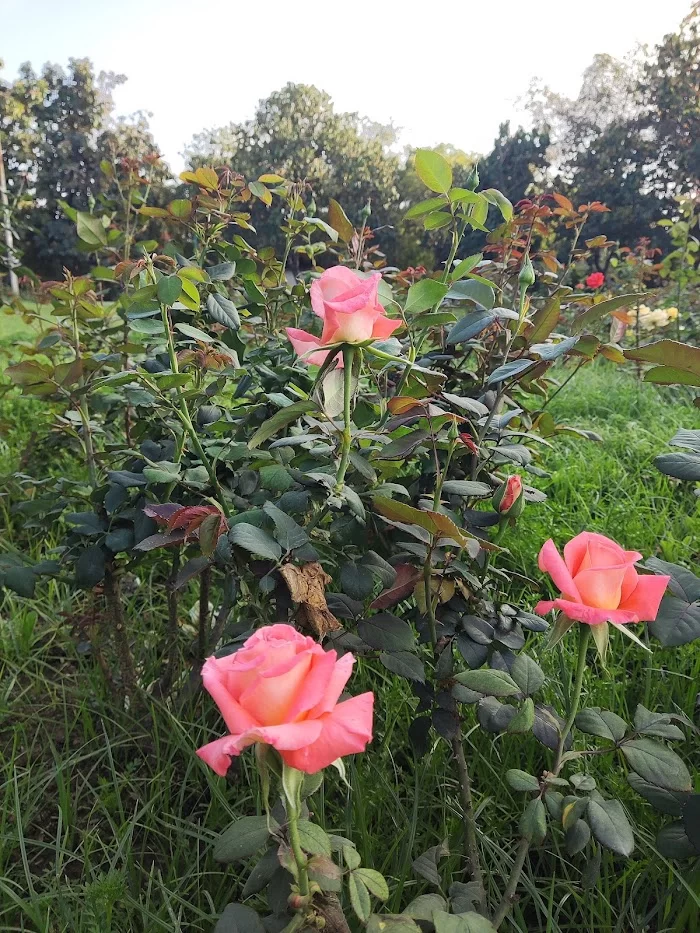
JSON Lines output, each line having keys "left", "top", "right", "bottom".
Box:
{"left": 493, "top": 475, "right": 524, "bottom": 517}
{"left": 518, "top": 255, "right": 535, "bottom": 289}
{"left": 465, "top": 164, "right": 480, "bottom": 191}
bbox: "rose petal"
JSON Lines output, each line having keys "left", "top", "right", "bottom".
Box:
{"left": 546, "top": 597, "right": 639, "bottom": 625}
{"left": 197, "top": 720, "right": 324, "bottom": 776}
{"left": 371, "top": 314, "right": 403, "bottom": 339}
{"left": 239, "top": 653, "right": 313, "bottom": 725}
{"left": 538, "top": 539, "right": 581, "bottom": 601}
{"left": 309, "top": 652, "right": 354, "bottom": 717}
{"left": 286, "top": 327, "right": 343, "bottom": 367}
{"left": 618, "top": 573, "right": 670, "bottom": 621}
{"left": 201, "top": 657, "right": 259, "bottom": 734}
{"left": 285, "top": 647, "right": 339, "bottom": 720}
{"left": 574, "top": 565, "right": 627, "bottom": 610}
{"left": 310, "top": 266, "right": 365, "bottom": 317}
{"left": 321, "top": 305, "right": 379, "bottom": 344}
{"left": 280, "top": 692, "right": 374, "bottom": 774}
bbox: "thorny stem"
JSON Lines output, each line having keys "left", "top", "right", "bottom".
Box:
{"left": 491, "top": 836, "right": 530, "bottom": 929}
{"left": 553, "top": 623, "right": 590, "bottom": 775}
{"left": 492, "top": 625, "right": 590, "bottom": 927}
{"left": 423, "top": 554, "right": 438, "bottom": 648}
{"left": 452, "top": 732, "right": 487, "bottom": 914}
{"left": 198, "top": 566, "right": 211, "bottom": 661}
{"left": 158, "top": 546, "right": 181, "bottom": 695}
{"left": 394, "top": 209, "right": 463, "bottom": 397}
{"left": 286, "top": 789, "right": 310, "bottom": 898}
{"left": 103, "top": 563, "right": 138, "bottom": 701}
{"left": 334, "top": 345, "right": 356, "bottom": 491}
{"left": 541, "top": 359, "right": 586, "bottom": 410}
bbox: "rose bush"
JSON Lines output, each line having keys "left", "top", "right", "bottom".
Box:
{"left": 3, "top": 150, "right": 699, "bottom": 932}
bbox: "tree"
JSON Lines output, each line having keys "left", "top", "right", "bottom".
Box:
{"left": 185, "top": 83, "right": 401, "bottom": 260}
{"left": 479, "top": 122, "right": 550, "bottom": 204}
{"left": 1, "top": 58, "right": 167, "bottom": 280}
{"left": 524, "top": 5, "right": 699, "bottom": 248}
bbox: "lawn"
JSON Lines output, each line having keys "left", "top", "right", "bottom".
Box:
{"left": 1, "top": 358, "right": 699, "bottom": 932}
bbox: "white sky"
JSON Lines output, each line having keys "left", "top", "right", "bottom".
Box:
{"left": 1, "top": 0, "right": 693, "bottom": 172}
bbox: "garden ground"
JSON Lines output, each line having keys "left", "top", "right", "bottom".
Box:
{"left": 1, "top": 322, "right": 699, "bottom": 932}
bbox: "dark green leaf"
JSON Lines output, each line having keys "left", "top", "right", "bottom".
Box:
{"left": 510, "top": 654, "right": 545, "bottom": 695}
{"left": 359, "top": 614, "right": 416, "bottom": 651}
{"left": 575, "top": 708, "right": 627, "bottom": 742}
{"left": 207, "top": 292, "right": 240, "bottom": 330}
{"left": 506, "top": 769, "right": 540, "bottom": 792}
{"left": 405, "top": 279, "right": 449, "bottom": 314}
{"left": 621, "top": 739, "right": 692, "bottom": 792}
{"left": 157, "top": 275, "right": 183, "bottom": 305}
{"left": 214, "top": 904, "right": 265, "bottom": 933}
{"left": 207, "top": 262, "right": 236, "bottom": 281}
{"left": 446, "top": 310, "right": 495, "bottom": 345}
{"left": 627, "top": 772, "right": 689, "bottom": 816}
{"left": 380, "top": 651, "right": 425, "bottom": 683}
{"left": 487, "top": 359, "right": 536, "bottom": 385}
{"left": 572, "top": 293, "right": 646, "bottom": 333}
{"left": 296, "top": 820, "right": 331, "bottom": 856}
{"left": 654, "top": 452, "right": 700, "bottom": 481}
{"left": 76, "top": 211, "right": 108, "bottom": 248}
{"left": 565, "top": 819, "right": 591, "bottom": 856}
{"left": 213, "top": 816, "right": 271, "bottom": 863}
{"left": 519, "top": 798, "right": 547, "bottom": 844}
{"left": 655, "top": 822, "right": 698, "bottom": 859}
{"left": 453, "top": 668, "right": 520, "bottom": 697}
{"left": 445, "top": 279, "right": 495, "bottom": 309}
{"left": 587, "top": 798, "right": 634, "bottom": 856}
{"left": 229, "top": 524, "right": 281, "bottom": 561}
{"left": 349, "top": 872, "right": 372, "bottom": 923}
{"left": 374, "top": 429, "right": 430, "bottom": 461}
{"left": 75, "top": 546, "right": 106, "bottom": 588}
{"left": 262, "top": 502, "right": 308, "bottom": 551}
{"left": 341, "top": 563, "right": 375, "bottom": 601}
{"left": 248, "top": 401, "right": 316, "bottom": 449}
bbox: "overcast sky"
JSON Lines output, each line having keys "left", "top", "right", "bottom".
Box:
{"left": 1, "top": 0, "right": 693, "bottom": 172}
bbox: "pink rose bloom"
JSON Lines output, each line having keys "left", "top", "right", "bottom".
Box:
{"left": 197, "top": 624, "right": 374, "bottom": 775}
{"left": 535, "top": 531, "right": 670, "bottom": 625}
{"left": 585, "top": 272, "right": 605, "bottom": 289}
{"left": 286, "top": 266, "right": 401, "bottom": 366}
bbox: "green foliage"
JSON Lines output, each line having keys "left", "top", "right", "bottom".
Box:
{"left": 1, "top": 66, "right": 700, "bottom": 930}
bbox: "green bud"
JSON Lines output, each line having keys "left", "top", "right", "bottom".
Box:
{"left": 519, "top": 254, "right": 535, "bottom": 289}
{"left": 465, "top": 163, "right": 480, "bottom": 191}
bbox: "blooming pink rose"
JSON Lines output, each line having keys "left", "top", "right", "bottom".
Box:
{"left": 286, "top": 266, "right": 401, "bottom": 366}
{"left": 585, "top": 272, "right": 605, "bottom": 289}
{"left": 197, "top": 624, "right": 374, "bottom": 775}
{"left": 535, "top": 531, "right": 670, "bottom": 625}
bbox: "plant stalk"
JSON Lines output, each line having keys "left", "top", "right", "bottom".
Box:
{"left": 553, "top": 623, "right": 590, "bottom": 775}
{"left": 334, "top": 345, "right": 356, "bottom": 491}
{"left": 452, "top": 730, "right": 487, "bottom": 914}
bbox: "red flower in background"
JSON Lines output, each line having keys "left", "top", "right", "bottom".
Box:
{"left": 586, "top": 272, "right": 605, "bottom": 289}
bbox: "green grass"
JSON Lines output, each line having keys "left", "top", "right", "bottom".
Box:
{"left": 1, "top": 363, "right": 700, "bottom": 932}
